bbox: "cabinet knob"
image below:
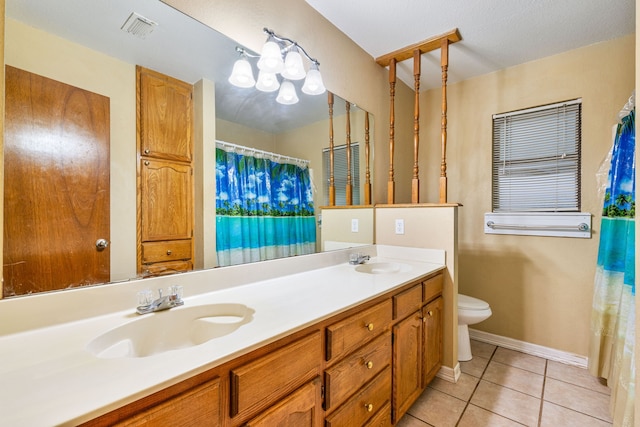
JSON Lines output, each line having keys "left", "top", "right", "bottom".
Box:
{"left": 144, "top": 148, "right": 150, "bottom": 154}
{"left": 365, "top": 403, "right": 373, "bottom": 412}
{"left": 366, "top": 323, "right": 374, "bottom": 331}
{"left": 427, "top": 310, "right": 433, "bottom": 317}
{"left": 167, "top": 250, "right": 172, "bottom": 255}
{"left": 144, "top": 160, "right": 150, "bottom": 166}
{"left": 366, "top": 360, "right": 373, "bottom": 369}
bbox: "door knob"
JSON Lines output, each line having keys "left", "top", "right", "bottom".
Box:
{"left": 96, "top": 239, "right": 109, "bottom": 251}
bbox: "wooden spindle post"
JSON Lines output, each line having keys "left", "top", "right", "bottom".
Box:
{"left": 364, "top": 112, "right": 371, "bottom": 205}
{"left": 412, "top": 49, "right": 421, "bottom": 204}
{"left": 439, "top": 39, "right": 449, "bottom": 203}
{"left": 387, "top": 58, "right": 396, "bottom": 204}
{"left": 345, "top": 101, "right": 352, "bottom": 205}
{"left": 328, "top": 92, "right": 335, "bottom": 206}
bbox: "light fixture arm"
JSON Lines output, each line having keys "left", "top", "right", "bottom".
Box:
{"left": 263, "top": 28, "right": 320, "bottom": 67}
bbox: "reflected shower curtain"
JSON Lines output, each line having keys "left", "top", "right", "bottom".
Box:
{"left": 588, "top": 102, "right": 635, "bottom": 426}
{"left": 215, "top": 147, "right": 316, "bottom": 267}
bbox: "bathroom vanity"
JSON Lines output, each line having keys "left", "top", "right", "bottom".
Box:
{"left": 0, "top": 245, "right": 445, "bottom": 426}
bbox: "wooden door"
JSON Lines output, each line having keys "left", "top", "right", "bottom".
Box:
{"left": 137, "top": 66, "right": 192, "bottom": 162}
{"left": 423, "top": 297, "right": 444, "bottom": 386}
{"left": 140, "top": 159, "right": 193, "bottom": 242}
{"left": 392, "top": 312, "right": 423, "bottom": 423}
{"left": 4, "top": 66, "right": 110, "bottom": 296}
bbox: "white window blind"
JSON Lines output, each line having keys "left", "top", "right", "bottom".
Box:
{"left": 492, "top": 99, "right": 582, "bottom": 212}
{"left": 323, "top": 143, "right": 360, "bottom": 205}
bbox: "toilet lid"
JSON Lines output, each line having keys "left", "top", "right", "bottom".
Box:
{"left": 458, "top": 294, "right": 490, "bottom": 310}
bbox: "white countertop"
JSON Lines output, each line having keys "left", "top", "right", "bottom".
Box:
{"left": 0, "top": 245, "right": 444, "bottom": 426}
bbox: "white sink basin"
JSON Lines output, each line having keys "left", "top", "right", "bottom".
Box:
{"left": 355, "top": 262, "right": 410, "bottom": 274}
{"left": 87, "top": 303, "right": 254, "bottom": 358}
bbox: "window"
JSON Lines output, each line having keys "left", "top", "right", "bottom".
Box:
{"left": 492, "top": 99, "right": 582, "bottom": 212}
{"left": 323, "top": 143, "right": 360, "bottom": 205}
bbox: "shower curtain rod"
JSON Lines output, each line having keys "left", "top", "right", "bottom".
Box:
{"left": 215, "top": 140, "right": 310, "bottom": 167}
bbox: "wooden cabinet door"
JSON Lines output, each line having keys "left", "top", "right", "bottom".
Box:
{"left": 244, "top": 378, "right": 322, "bottom": 427}
{"left": 140, "top": 159, "right": 193, "bottom": 242}
{"left": 137, "top": 66, "right": 192, "bottom": 162}
{"left": 423, "top": 296, "right": 444, "bottom": 387}
{"left": 392, "top": 312, "right": 422, "bottom": 423}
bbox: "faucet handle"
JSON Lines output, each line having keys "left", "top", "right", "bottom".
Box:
{"left": 169, "top": 285, "right": 184, "bottom": 300}
{"left": 137, "top": 289, "right": 153, "bottom": 306}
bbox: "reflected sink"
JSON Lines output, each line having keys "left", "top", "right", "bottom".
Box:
{"left": 87, "top": 303, "right": 254, "bottom": 359}
{"left": 355, "top": 262, "right": 410, "bottom": 274}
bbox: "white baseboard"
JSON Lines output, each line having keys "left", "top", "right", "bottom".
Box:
{"left": 469, "top": 328, "right": 588, "bottom": 369}
{"left": 437, "top": 362, "right": 461, "bottom": 383}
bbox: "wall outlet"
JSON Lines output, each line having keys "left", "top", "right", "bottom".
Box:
{"left": 351, "top": 218, "right": 359, "bottom": 232}
{"left": 395, "top": 219, "right": 405, "bottom": 235}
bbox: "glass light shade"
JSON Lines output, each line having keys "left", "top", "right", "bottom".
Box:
{"left": 255, "top": 71, "right": 280, "bottom": 92}
{"left": 281, "top": 48, "right": 306, "bottom": 80}
{"left": 228, "top": 57, "right": 255, "bottom": 88}
{"left": 257, "top": 38, "right": 284, "bottom": 73}
{"left": 276, "top": 80, "right": 299, "bottom": 105}
{"left": 301, "top": 67, "right": 326, "bottom": 95}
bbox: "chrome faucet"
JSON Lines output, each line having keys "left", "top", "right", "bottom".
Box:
{"left": 349, "top": 253, "right": 371, "bottom": 265}
{"left": 136, "top": 286, "right": 184, "bottom": 315}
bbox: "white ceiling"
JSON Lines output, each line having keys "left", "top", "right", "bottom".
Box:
{"left": 6, "top": 0, "right": 636, "bottom": 133}
{"left": 306, "top": 0, "right": 635, "bottom": 90}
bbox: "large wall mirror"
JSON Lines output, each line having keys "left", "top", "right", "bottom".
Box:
{"left": 3, "top": 0, "right": 374, "bottom": 297}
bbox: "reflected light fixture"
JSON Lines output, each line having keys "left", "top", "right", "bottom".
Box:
{"left": 228, "top": 28, "right": 325, "bottom": 105}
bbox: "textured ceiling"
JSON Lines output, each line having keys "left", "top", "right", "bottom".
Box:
{"left": 306, "top": 0, "right": 636, "bottom": 89}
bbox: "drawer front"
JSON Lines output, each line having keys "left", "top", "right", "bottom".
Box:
{"left": 325, "top": 367, "right": 391, "bottom": 427}
{"left": 423, "top": 273, "right": 443, "bottom": 303}
{"left": 325, "top": 331, "right": 391, "bottom": 410}
{"left": 244, "top": 378, "right": 321, "bottom": 427}
{"left": 142, "top": 260, "right": 192, "bottom": 277}
{"left": 363, "top": 401, "right": 391, "bottom": 427}
{"left": 230, "top": 332, "right": 321, "bottom": 417}
{"left": 393, "top": 284, "right": 422, "bottom": 320}
{"left": 326, "top": 299, "right": 392, "bottom": 361}
{"left": 142, "top": 240, "right": 192, "bottom": 263}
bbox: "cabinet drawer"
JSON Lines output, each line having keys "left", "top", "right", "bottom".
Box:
{"left": 325, "top": 331, "right": 391, "bottom": 410}
{"left": 142, "top": 240, "right": 192, "bottom": 263}
{"left": 244, "top": 378, "right": 321, "bottom": 427}
{"left": 142, "top": 260, "right": 192, "bottom": 277}
{"left": 230, "top": 332, "right": 321, "bottom": 418}
{"left": 423, "top": 273, "right": 443, "bottom": 303}
{"left": 393, "top": 284, "right": 422, "bottom": 320}
{"left": 325, "top": 367, "right": 391, "bottom": 427}
{"left": 326, "top": 299, "right": 392, "bottom": 361}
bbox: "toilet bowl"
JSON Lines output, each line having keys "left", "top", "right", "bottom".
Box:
{"left": 457, "top": 294, "right": 492, "bottom": 362}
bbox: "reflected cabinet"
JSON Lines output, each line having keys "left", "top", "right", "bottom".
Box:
{"left": 137, "top": 66, "right": 194, "bottom": 277}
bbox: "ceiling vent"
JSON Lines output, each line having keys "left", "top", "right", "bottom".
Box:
{"left": 121, "top": 12, "right": 157, "bottom": 39}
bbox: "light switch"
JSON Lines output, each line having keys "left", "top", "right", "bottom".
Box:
{"left": 395, "top": 219, "right": 405, "bottom": 235}
{"left": 351, "top": 218, "right": 359, "bottom": 232}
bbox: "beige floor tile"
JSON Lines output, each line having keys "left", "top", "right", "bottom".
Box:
{"left": 540, "top": 401, "right": 613, "bottom": 427}
{"left": 458, "top": 404, "right": 525, "bottom": 427}
{"left": 544, "top": 378, "right": 613, "bottom": 422}
{"left": 407, "top": 388, "right": 466, "bottom": 427}
{"left": 396, "top": 413, "right": 431, "bottom": 427}
{"left": 492, "top": 347, "right": 546, "bottom": 374}
{"left": 483, "top": 360, "right": 544, "bottom": 397}
{"left": 546, "top": 360, "right": 610, "bottom": 395}
{"left": 430, "top": 372, "right": 479, "bottom": 401}
{"left": 460, "top": 355, "right": 490, "bottom": 378}
{"left": 470, "top": 339, "right": 497, "bottom": 359}
{"left": 470, "top": 380, "right": 540, "bottom": 426}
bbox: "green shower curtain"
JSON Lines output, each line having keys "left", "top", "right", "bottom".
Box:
{"left": 588, "top": 100, "right": 635, "bottom": 426}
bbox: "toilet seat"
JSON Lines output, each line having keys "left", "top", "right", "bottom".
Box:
{"left": 458, "top": 294, "right": 489, "bottom": 311}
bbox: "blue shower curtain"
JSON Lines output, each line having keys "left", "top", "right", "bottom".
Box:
{"left": 215, "top": 146, "right": 316, "bottom": 266}
{"left": 588, "top": 104, "right": 635, "bottom": 426}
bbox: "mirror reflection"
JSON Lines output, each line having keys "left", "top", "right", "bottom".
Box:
{"left": 3, "top": 0, "right": 373, "bottom": 297}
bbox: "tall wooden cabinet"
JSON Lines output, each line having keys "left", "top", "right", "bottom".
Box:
{"left": 137, "top": 66, "right": 194, "bottom": 277}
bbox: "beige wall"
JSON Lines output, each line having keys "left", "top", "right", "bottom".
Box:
{"left": 419, "top": 35, "right": 635, "bottom": 356}
{"left": 5, "top": 18, "right": 137, "bottom": 283}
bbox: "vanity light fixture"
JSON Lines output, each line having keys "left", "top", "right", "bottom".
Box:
{"left": 228, "top": 28, "right": 326, "bottom": 104}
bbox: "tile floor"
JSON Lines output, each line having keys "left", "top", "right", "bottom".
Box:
{"left": 397, "top": 340, "right": 613, "bottom": 427}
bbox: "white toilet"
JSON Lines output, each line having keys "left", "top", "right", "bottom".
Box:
{"left": 457, "top": 294, "right": 492, "bottom": 361}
